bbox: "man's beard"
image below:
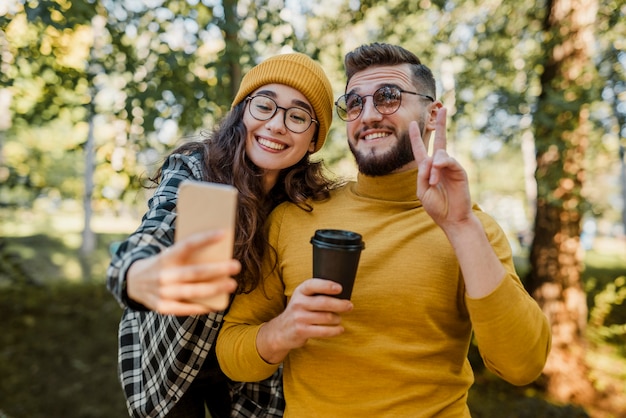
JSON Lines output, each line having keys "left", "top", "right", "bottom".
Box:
{"left": 348, "top": 129, "right": 415, "bottom": 177}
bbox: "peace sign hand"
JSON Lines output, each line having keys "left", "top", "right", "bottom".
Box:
{"left": 409, "top": 107, "right": 472, "bottom": 228}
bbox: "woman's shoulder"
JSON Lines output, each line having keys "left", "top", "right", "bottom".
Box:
{"left": 161, "top": 145, "right": 207, "bottom": 180}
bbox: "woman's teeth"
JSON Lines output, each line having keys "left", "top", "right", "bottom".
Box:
{"left": 258, "top": 137, "right": 286, "bottom": 150}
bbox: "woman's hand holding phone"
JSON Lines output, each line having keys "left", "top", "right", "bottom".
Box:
{"left": 126, "top": 231, "right": 240, "bottom": 315}
{"left": 127, "top": 180, "right": 240, "bottom": 315}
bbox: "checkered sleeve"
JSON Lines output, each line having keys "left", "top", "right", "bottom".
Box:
{"left": 119, "top": 310, "right": 225, "bottom": 417}
{"left": 229, "top": 366, "right": 285, "bottom": 417}
{"left": 106, "top": 152, "right": 204, "bottom": 308}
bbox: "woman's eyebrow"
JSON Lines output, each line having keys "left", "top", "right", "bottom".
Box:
{"left": 255, "top": 89, "right": 277, "bottom": 98}
{"left": 292, "top": 99, "right": 313, "bottom": 113}
{"left": 255, "top": 89, "right": 313, "bottom": 113}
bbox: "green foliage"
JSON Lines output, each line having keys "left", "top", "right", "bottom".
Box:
{"left": 588, "top": 273, "right": 626, "bottom": 354}
{"left": 24, "top": 0, "right": 98, "bottom": 29}
{"left": 2, "top": 0, "right": 355, "bottom": 208}
{"left": 1, "top": 0, "right": 625, "bottom": 293}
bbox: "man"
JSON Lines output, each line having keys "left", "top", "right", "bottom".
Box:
{"left": 216, "top": 43, "right": 551, "bottom": 417}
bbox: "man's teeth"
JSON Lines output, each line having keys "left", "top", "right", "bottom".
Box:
{"left": 364, "top": 132, "right": 389, "bottom": 140}
{"left": 258, "top": 138, "right": 286, "bottom": 150}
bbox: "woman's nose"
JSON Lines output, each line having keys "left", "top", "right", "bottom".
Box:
{"left": 265, "top": 109, "right": 288, "bottom": 133}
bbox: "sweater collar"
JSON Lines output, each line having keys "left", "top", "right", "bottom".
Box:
{"left": 353, "top": 168, "right": 420, "bottom": 202}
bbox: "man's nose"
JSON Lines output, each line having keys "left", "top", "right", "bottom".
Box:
{"left": 359, "top": 98, "right": 383, "bottom": 122}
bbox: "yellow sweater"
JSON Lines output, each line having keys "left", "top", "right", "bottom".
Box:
{"left": 217, "top": 169, "right": 551, "bottom": 417}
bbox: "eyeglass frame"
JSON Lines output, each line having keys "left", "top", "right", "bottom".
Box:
{"left": 335, "top": 85, "right": 435, "bottom": 122}
{"left": 245, "top": 95, "right": 318, "bottom": 134}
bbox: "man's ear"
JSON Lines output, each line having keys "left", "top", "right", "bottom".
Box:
{"left": 425, "top": 101, "right": 443, "bottom": 131}
{"left": 422, "top": 101, "right": 443, "bottom": 151}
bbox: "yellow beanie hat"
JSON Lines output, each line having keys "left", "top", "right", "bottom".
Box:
{"left": 231, "top": 53, "right": 333, "bottom": 153}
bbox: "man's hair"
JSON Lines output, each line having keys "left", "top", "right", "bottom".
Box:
{"left": 344, "top": 43, "right": 436, "bottom": 98}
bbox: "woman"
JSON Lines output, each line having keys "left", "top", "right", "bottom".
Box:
{"left": 106, "top": 53, "right": 336, "bottom": 418}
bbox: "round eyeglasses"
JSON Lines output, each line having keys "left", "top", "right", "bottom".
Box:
{"left": 335, "top": 85, "right": 434, "bottom": 122}
{"left": 246, "top": 95, "right": 318, "bottom": 134}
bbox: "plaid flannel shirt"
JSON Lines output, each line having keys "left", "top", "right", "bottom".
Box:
{"left": 106, "top": 152, "right": 284, "bottom": 418}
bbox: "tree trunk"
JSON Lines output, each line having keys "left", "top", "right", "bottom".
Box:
{"left": 79, "top": 13, "right": 106, "bottom": 275}
{"left": 526, "top": 0, "right": 598, "bottom": 407}
{"left": 621, "top": 145, "right": 626, "bottom": 233}
{"left": 223, "top": 0, "right": 242, "bottom": 100}
{"left": 521, "top": 130, "right": 537, "bottom": 223}
{"left": 605, "top": 45, "right": 626, "bottom": 240}
{"left": 80, "top": 115, "right": 96, "bottom": 258}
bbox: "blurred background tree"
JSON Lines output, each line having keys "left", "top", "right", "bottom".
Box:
{"left": 1, "top": 0, "right": 625, "bottom": 416}
{"left": 525, "top": 0, "right": 599, "bottom": 406}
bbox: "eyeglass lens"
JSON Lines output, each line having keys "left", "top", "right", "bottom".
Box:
{"left": 337, "top": 86, "right": 404, "bottom": 121}
{"left": 248, "top": 96, "right": 314, "bottom": 134}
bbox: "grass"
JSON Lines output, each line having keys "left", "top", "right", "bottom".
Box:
{"left": 1, "top": 207, "right": 625, "bottom": 417}
{"left": 0, "top": 281, "right": 127, "bottom": 418}
{"left": 0, "top": 207, "right": 130, "bottom": 418}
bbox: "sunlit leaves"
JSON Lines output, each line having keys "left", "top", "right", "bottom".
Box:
{"left": 1, "top": 0, "right": 624, "bottom": 222}
{"left": 24, "top": 0, "right": 97, "bottom": 29}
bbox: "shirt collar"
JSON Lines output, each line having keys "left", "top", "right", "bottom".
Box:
{"left": 353, "top": 168, "right": 420, "bottom": 202}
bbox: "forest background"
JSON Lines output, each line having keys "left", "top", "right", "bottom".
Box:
{"left": 1, "top": 0, "right": 626, "bottom": 417}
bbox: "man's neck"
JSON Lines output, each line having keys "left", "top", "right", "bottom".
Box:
{"left": 390, "top": 160, "right": 418, "bottom": 175}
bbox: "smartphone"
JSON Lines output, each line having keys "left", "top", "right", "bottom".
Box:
{"left": 175, "top": 180, "right": 238, "bottom": 310}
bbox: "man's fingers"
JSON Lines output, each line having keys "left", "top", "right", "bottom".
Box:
{"left": 299, "top": 278, "right": 343, "bottom": 296}
{"left": 432, "top": 107, "right": 448, "bottom": 153}
{"left": 292, "top": 279, "right": 353, "bottom": 313}
{"left": 409, "top": 120, "right": 427, "bottom": 164}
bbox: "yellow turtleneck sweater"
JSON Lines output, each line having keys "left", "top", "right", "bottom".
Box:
{"left": 217, "top": 168, "right": 551, "bottom": 417}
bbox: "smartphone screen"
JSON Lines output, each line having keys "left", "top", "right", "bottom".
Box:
{"left": 175, "top": 180, "right": 238, "bottom": 309}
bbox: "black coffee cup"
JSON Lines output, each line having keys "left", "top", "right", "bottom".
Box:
{"left": 310, "top": 229, "right": 365, "bottom": 300}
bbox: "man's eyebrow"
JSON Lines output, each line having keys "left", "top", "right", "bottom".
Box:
{"left": 347, "top": 83, "right": 401, "bottom": 96}
{"left": 255, "top": 89, "right": 313, "bottom": 113}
